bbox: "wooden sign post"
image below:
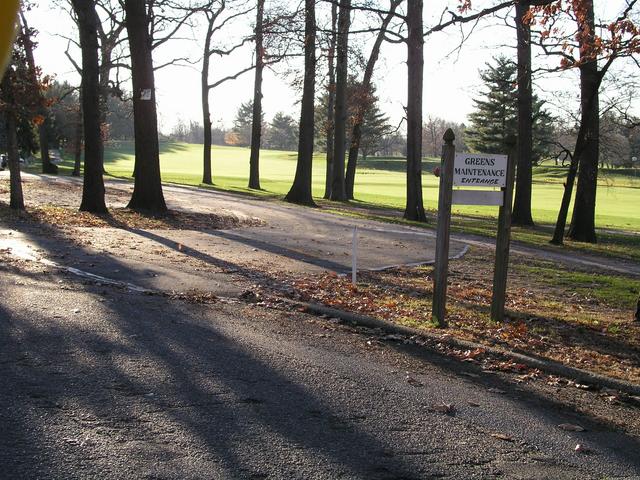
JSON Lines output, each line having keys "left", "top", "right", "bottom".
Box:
{"left": 432, "top": 129, "right": 456, "bottom": 327}
{"left": 432, "top": 131, "right": 516, "bottom": 326}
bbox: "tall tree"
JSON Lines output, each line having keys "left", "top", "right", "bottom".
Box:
{"left": 124, "top": 0, "right": 166, "bottom": 212}
{"left": 18, "top": 10, "right": 58, "bottom": 174}
{"left": 70, "top": 0, "right": 107, "bottom": 213}
{"left": 512, "top": 0, "right": 534, "bottom": 226}
{"left": 566, "top": 0, "right": 598, "bottom": 242}
{"left": 323, "top": 0, "right": 338, "bottom": 199}
{"left": 534, "top": 0, "right": 640, "bottom": 243}
{"left": 248, "top": 0, "right": 264, "bottom": 189}
{"left": 284, "top": 0, "right": 315, "bottom": 206}
{"left": 329, "top": 0, "right": 352, "bottom": 201}
{"left": 404, "top": 0, "right": 426, "bottom": 222}
{"left": 199, "top": 0, "right": 254, "bottom": 185}
{"left": 345, "top": 0, "right": 401, "bottom": 200}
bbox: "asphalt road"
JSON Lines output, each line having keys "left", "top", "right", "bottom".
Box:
{"left": 1, "top": 250, "right": 640, "bottom": 479}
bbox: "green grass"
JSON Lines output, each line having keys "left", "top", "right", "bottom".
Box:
{"left": 42, "top": 140, "right": 640, "bottom": 260}
{"left": 513, "top": 263, "right": 640, "bottom": 307}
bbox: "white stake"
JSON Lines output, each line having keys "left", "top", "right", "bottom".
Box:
{"left": 352, "top": 226, "right": 358, "bottom": 285}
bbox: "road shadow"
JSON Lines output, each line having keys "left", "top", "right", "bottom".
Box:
{"left": 0, "top": 241, "right": 426, "bottom": 478}
{"left": 1, "top": 216, "right": 639, "bottom": 477}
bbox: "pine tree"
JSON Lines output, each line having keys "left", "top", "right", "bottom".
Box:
{"left": 466, "top": 55, "right": 553, "bottom": 159}
{"left": 231, "top": 100, "right": 263, "bottom": 148}
{"left": 466, "top": 56, "right": 517, "bottom": 154}
{"left": 266, "top": 112, "right": 298, "bottom": 151}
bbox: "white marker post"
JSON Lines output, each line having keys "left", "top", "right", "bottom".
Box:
{"left": 352, "top": 226, "right": 358, "bottom": 285}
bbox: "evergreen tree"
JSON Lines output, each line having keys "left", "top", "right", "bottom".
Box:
{"left": 266, "top": 112, "right": 298, "bottom": 151}
{"left": 230, "top": 100, "right": 263, "bottom": 147}
{"left": 314, "top": 83, "right": 391, "bottom": 157}
{"left": 359, "top": 102, "right": 392, "bottom": 160}
{"left": 466, "top": 55, "right": 554, "bottom": 161}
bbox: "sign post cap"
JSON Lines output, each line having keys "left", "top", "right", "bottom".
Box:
{"left": 443, "top": 128, "right": 455, "bottom": 143}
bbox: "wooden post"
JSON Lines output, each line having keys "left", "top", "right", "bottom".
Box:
{"left": 491, "top": 136, "right": 517, "bottom": 322}
{"left": 432, "top": 128, "right": 455, "bottom": 327}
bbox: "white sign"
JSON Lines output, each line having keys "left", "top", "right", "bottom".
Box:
{"left": 140, "top": 89, "right": 152, "bottom": 101}
{"left": 452, "top": 190, "right": 503, "bottom": 206}
{"left": 453, "top": 153, "right": 508, "bottom": 187}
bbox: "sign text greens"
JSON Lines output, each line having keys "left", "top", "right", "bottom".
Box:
{"left": 453, "top": 153, "right": 508, "bottom": 187}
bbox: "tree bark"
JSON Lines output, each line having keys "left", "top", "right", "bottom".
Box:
{"left": 512, "top": 1, "right": 534, "bottom": 226}
{"left": 567, "top": 0, "right": 598, "bottom": 243}
{"left": 124, "top": 0, "right": 167, "bottom": 212}
{"left": 284, "top": 0, "right": 316, "bottom": 206}
{"left": 201, "top": 12, "right": 214, "bottom": 185}
{"left": 323, "top": 1, "right": 338, "bottom": 199}
{"left": 345, "top": 0, "right": 400, "bottom": 200}
{"left": 403, "top": 0, "right": 426, "bottom": 222}
{"left": 72, "top": 101, "right": 82, "bottom": 177}
{"left": 6, "top": 111, "right": 24, "bottom": 210}
{"left": 248, "top": 0, "right": 265, "bottom": 190}
{"left": 71, "top": 0, "right": 107, "bottom": 213}
{"left": 329, "top": 0, "right": 351, "bottom": 201}
{"left": 550, "top": 78, "right": 602, "bottom": 245}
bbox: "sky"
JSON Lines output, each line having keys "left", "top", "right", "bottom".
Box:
{"left": 23, "top": 0, "right": 638, "bottom": 134}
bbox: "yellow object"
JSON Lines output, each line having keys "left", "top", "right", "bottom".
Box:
{"left": 0, "top": 0, "right": 20, "bottom": 75}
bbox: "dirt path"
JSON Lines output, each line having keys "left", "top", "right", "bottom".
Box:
{"left": 2, "top": 173, "right": 471, "bottom": 277}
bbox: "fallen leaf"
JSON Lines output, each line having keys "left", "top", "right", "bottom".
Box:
{"left": 406, "top": 375, "right": 423, "bottom": 387}
{"left": 558, "top": 423, "right": 585, "bottom": 432}
{"left": 488, "top": 388, "right": 506, "bottom": 394}
{"left": 468, "top": 401, "right": 480, "bottom": 407}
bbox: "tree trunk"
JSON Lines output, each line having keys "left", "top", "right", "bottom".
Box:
{"left": 4, "top": 105, "right": 24, "bottom": 210}
{"left": 71, "top": 0, "right": 107, "bottom": 213}
{"left": 404, "top": 0, "right": 426, "bottom": 222}
{"left": 201, "top": 14, "right": 214, "bottom": 185}
{"left": 248, "top": 0, "right": 264, "bottom": 190}
{"left": 329, "top": 0, "right": 351, "bottom": 201}
{"left": 323, "top": 1, "right": 337, "bottom": 199}
{"left": 550, "top": 80, "right": 602, "bottom": 245}
{"left": 512, "top": 1, "right": 534, "bottom": 226}
{"left": 568, "top": 0, "right": 599, "bottom": 243}
{"left": 284, "top": 0, "right": 316, "bottom": 206}
{"left": 38, "top": 120, "right": 58, "bottom": 173}
{"left": 72, "top": 102, "right": 83, "bottom": 176}
{"left": 345, "top": 0, "right": 400, "bottom": 200}
{"left": 124, "top": 0, "right": 167, "bottom": 212}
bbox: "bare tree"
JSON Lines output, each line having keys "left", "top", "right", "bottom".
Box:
{"left": 248, "top": 0, "right": 265, "bottom": 189}
{"left": 534, "top": 0, "right": 640, "bottom": 243}
{"left": 199, "top": 0, "right": 255, "bottom": 185}
{"left": 345, "top": 0, "right": 402, "bottom": 200}
{"left": 18, "top": 10, "right": 58, "bottom": 175}
{"left": 403, "top": 0, "right": 426, "bottom": 221}
{"left": 124, "top": 0, "right": 166, "bottom": 212}
{"left": 323, "top": 1, "right": 338, "bottom": 199}
{"left": 285, "top": 0, "right": 316, "bottom": 205}
{"left": 70, "top": 0, "right": 107, "bottom": 213}
{"left": 329, "top": 0, "right": 352, "bottom": 201}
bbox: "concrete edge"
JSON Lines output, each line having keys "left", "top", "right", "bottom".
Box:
{"left": 290, "top": 300, "right": 640, "bottom": 397}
